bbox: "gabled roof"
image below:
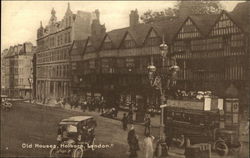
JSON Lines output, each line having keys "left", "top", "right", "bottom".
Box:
{"left": 127, "top": 23, "right": 152, "bottom": 46}
{"left": 106, "top": 28, "right": 128, "bottom": 48}
{"left": 70, "top": 39, "right": 88, "bottom": 56}
{"left": 152, "top": 17, "right": 186, "bottom": 43}
{"left": 142, "top": 27, "right": 161, "bottom": 45}
{"left": 189, "top": 14, "right": 219, "bottom": 36}
{"left": 106, "top": 24, "right": 152, "bottom": 49}
{"left": 85, "top": 33, "right": 106, "bottom": 52}
{"left": 82, "top": 3, "right": 249, "bottom": 52}
{"left": 106, "top": 17, "right": 185, "bottom": 48}
{"left": 99, "top": 34, "right": 115, "bottom": 49}
{"left": 119, "top": 30, "right": 139, "bottom": 48}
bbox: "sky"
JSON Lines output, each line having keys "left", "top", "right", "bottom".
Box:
{"left": 1, "top": 1, "right": 243, "bottom": 51}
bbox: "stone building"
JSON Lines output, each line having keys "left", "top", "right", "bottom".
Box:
{"left": 70, "top": 2, "right": 249, "bottom": 113}
{"left": 2, "top": 42, "right": 35, "bottom": 98}
{"left": 36, "top": 3, "right": 103, "bottom": 103}
{"left": 1, "top": 49, "right": 9, "bottom": 95}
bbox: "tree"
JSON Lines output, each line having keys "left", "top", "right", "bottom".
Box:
{"left": 177, "top": 1, "right": 223, "bottom": 16}
{"left": 140, "top": 1, "right": 223, "bottom": 23}
{"left": 140, "top": 8, "right": 178, "bottom": 23}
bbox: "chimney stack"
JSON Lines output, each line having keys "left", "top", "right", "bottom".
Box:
{"left": 129, "top": 9, "right": 139, "bottom": 27}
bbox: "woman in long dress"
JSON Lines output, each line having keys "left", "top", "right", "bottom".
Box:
{"left": 143, "top": 133, "right": 154, "bottom": 158}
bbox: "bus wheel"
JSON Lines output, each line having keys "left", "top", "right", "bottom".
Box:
{"left": 49, "top": 147, "right": 58, "bottom": 158}
{"left": 72, "top": 147, "right": 83, "bottom": 158}
{"left": 230, "top": 142, "right": 242, "bottom": 154}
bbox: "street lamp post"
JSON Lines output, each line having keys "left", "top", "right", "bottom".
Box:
{"left": 79, "top": 77, "right": 83, "bottom": 96}
{"left": 28, "top": 77, "right": 33, "bottom": 103}
{"left": 147, "top": 37, "right": 180, "bottom": 156}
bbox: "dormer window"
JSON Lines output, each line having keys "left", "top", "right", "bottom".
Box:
{"left": 121, "top": 33, "right": 136, "bottom": 49}
{"left": 86, "top": 45, "right": 95, "bottom": 53}
{"left": 123, "top": 40, "right": 136, "bottom": 48}
{"left": 145, "top": 37, "right": 161, "bottom": 46}
{"left": 103, "top": 42, "right": 112, "bottom": 50}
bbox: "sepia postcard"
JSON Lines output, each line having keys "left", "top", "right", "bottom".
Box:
{"left": 1, "top": 1, "right": 249, "bottom": 158}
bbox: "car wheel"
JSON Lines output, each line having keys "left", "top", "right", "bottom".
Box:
{"left": 49, "top": 147, "right": 58, "bottom": 158}
{"left": 73, "top": 147, "right": 83, "bottom": 158}
{"left": 174, "top": 135, "right": 185, "bottom": 148}
{"left": 215, "top": 141, "right": 229, "bottom": 156}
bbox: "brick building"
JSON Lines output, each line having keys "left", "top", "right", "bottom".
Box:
{"left": 1, "top": 49, "right": 9, "bottom": 95}
{"left": 2, "top": 42, "right": 35, "bottom": 98}
{"left": 36, "top": 3, "right": 103, "bottom": 103}
{"left": 70, "top": 2, "right": 249, "bottom": 112}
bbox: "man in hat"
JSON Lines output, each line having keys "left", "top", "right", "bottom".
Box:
{"left": 144, "top": 115, "right": 151, "bottom": 135}
{"left": 122, "top": 113, "right": 128, "bottom": 130}
{"left": 127, "top": 125, "right": 140, "bottom": 158}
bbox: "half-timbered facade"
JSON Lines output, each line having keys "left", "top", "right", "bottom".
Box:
{"left": 70, "top": 2, "right": 249, "bottom": 112}
{"left": 173, "top": 7, "right": 249, "bottom": 111}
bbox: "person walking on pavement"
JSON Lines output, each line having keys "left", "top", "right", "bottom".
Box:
{"left": 128, "top": 109, "right": 133, "bottom": 124}
{"left": 143, "top": 133, "right": 154, "bottom": 158}
{"left": 127, "top": 126, "right": 140, "bottom": 158}
{"left": 122, "top": 113, "right": 128, "bottom": 130}
{"left": 144, "top": 115, "right": 151, "bottom": 135}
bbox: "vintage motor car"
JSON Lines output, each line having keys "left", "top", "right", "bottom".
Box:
{"left": 100, "top": 107, "right": 118, "bottom": 119}
{"left": 50, "top": 116, "right": 97, "bottom": 158}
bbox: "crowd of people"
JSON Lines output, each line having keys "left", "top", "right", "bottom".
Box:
{"left": 56, "top": 95, "right": 119, "bottom": 115}
{"left": 172, "top": 90, "right": 213, "bottom": 100}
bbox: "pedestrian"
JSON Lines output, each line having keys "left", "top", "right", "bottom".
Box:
{"left": 143, "top": 133, "right": 154, "bottom": 158}
{"left": 75, "top": 95, "right": 80, "bottom": 109}
{"left": 155, "top": 136, "right": 168, "bottom": 157}
{"left": 122, "top": 113, "right": 128, "bottom": 130}
{"left": 114, "top": 107, "right": 118, "bottom": 118}
{"left": 83, "top": 100, "right": 87, "bottom": 112}
{"left": 127, "top": 126, "right": 140, "bottom": 158}
{"left": 89, "top": 100, "right": 93, "bottom": 111}
{"left": 57, "top": 125, "right": 63, "bottom": 146}
{"left": 69, "top": 97, "right": 73, "bottom": 109}
{"left": 128, "top": 109, "right": 133, "bottom": 124}
{"left": 97, "top": 100, "right": 101, "bottom": 112}
{"left": 144, "top": 115, "right": 151, "bottom": 135}
{"left": 243, "top": 118, "right": 249, "bottom": 135}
